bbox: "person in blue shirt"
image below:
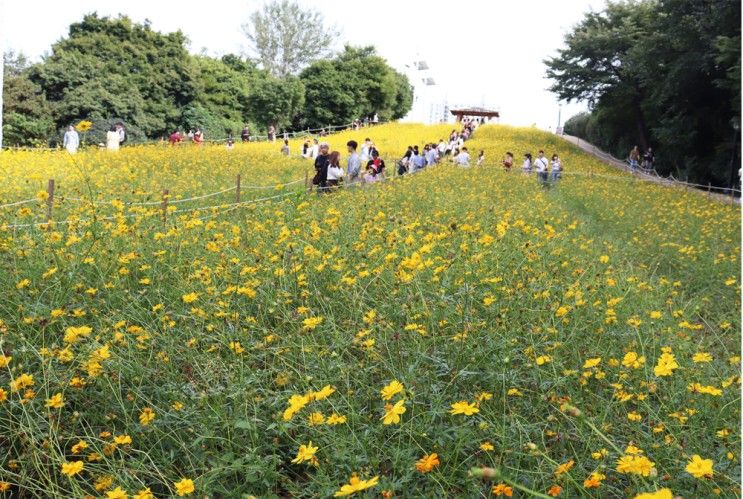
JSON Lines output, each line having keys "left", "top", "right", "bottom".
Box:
{"left": 346, "top": 140, "right": 361, "bottom": 183}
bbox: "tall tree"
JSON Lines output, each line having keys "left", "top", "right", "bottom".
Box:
{"left": 544, "top": 2, "right": 655, "bottom": 150}
{"left": 2, "top": 51, "right": 54, "bottom": 146}
{"left": 547, "top": 0, "right": 741, "bottom": 187}
{"left": 299, "top": 46, "right": 413, "bottom": 129}
{"left": 245, "top": 74, "right": 305, "bottom": 131}
{"left": 30, "top": 14, "right": 196, "bottom": 138}
{"left": 242, "top": 0, "right": 337, "bottom": 78}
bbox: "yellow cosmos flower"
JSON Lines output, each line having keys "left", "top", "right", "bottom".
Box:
{"left": 449, "top": 401, "right": 479, "bottom": 416}
{"left": 381, "top": 399, "right": 407, "bottom": 425}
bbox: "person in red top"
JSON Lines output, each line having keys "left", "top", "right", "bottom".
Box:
{"left": 169, "top": 130, "right": 182, "bottom": 146}
{"left": 193, "top": 128, "right": 204, "bottom": 146}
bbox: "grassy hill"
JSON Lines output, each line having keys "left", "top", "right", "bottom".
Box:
{"left": 0, "top": 124, "right": 739, "bottom": 497}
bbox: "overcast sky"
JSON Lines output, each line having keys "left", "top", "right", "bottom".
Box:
{"left": 2, "top": 0, "right": 607, "bottom": 130}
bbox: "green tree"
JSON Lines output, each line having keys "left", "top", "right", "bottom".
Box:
{"left": 242, "top": 0, "right": 337, "bottom": 78}
{"left": 299, "top": 46, "right": 413, "bottom": 129}
{"left": 30, "top": 14, "right": 196, "bottom": 138}
{"left": 245, "top": 74, "right": 305, "bottom": 131}
{"left": 547, "top": 0, "right": 741, "bottom": 187}
{"left": 2, "top": 51, "right": 54, "bottom": 146}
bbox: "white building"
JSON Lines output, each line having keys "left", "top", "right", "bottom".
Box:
{"left": 401, "top": 59, "right": 447, "bottom": 124}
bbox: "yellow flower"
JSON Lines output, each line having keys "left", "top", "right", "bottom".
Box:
{"left": 326, "top": 413, "right": 347, "bottom": 425}
{"left": 45, "top": 392, "right": 65, "bottom": 409}
{"left": 491, "top": 483, "right": 513, "bottom": 496}
{"left": 76, "top": 120, "right": 93, "bottom": 132}
{"left": 308, "top": 412, "right": 325, "bottom": 426}
{"left": 582, "top": 357, "right": 601, "bottom": 369}
{"left": 648, "top": 310, "right": 662, "bottom": 319}
{"left": 113, "top": 435, "right": 132, "bottom": 445}
{"left": 622, "top": 351, "right": 645, "bottom": 369}
{"left": 10, "top": 373, "right": 34, "bottom": 392}
{"left": 311, "top": 384, "right": 335, "bottom": 401}
{"left": 535, "top": 355, "right": 552, "bottom": 366}
{"left": 381, "top": 399, "right": 407, "bottom": 425}
{"left": 653, "top": 351, "right": 678, "bottom": 376}
{"left": 0, "top": 354, "right": 11, "bottom": 368}
{"left": 333, "top": 473, "right": 379, "bottom": 497}
{"left": 380, "top": 380, "right": 404, "bottom": 400}
{"left": 687, "top": 383, "right": 722, "bottom": 396}
{"left": 685, "top": 454, "right": 714, "bottom": 479}
{"left": 554, "top": 460, "right": 574, "bottom": 476}
{"left": 71, "top": 440, "right": 88, "bottom": 454}
{"left": 415, "top": 453, "right": 440, "bottom": 473}
{"left": 181, "top": 292, "right": 199, "bottom": 303}
{"left": 583, "top": 472, "right": 605, "bottom": 488}
{"left": 507, "top": 388, "right": 523, "bottom": 396}
{"left": 480, "top": 441, "right": 495, "bottom": 451}
{"left": 547, "top": 485, "right": 562, "bottom": 496}
{"left": 106, "top": 486, "right": 128, "bottom": 499}
{"left": 449, "top": 401, "right": 479, "bottom": 416}
{"left": 139, "top": 407, "right": 156, "bottom": 425}
{"left": 302, "top": 316, "right": 323, "bottom": 330}
{"left": 291, "top": 441, "right": 318, "bottom": 464}
{"left": 633, "top": 489, "right": 673, "bottom": 499}
{"left": 61, "top": 460, "right": 84, "bottom": 477}
{"left": 692, "top": 352, "right": 712, "bottom": 363}
{"left": 174, "top": 478, "right": 195, "bottom": 496}
{"left": 616, "top": 455, "right": 656, "bottom": 477}
{"left": 134, "top": 488, "right": 154, "bottom": 499}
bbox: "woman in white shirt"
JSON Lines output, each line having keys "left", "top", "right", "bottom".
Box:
{"left": 326, "top": 151, "right": 344, "bottom": 189}
{"left": 551, "top": 154, "right": 562, "bottom": 182}
{"left": 522, "top": 153, "right": 532, "bottom": 174}
{"left": 106, "top": 126, "right": 120, "bottom": 151}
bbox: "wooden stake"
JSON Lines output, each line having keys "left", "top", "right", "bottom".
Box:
{"left": 45, "top": 179, "right": 55, "bottom": 229}
{"left": 708, "top": 182, "right": 711, "bottom": 197}
{"left": 236, "top": 174, "right": 241, "bottom": 204}
{"left": 161, "top": 189, "right": 169, "bottom": 223}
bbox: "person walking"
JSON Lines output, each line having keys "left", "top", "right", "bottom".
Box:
{"left": 169, "top": 130, "right": 182, "bottom": 146}
{"left": 534, "top": 150, "right": 549, "bottom": 186}
{"left": 281, "top": 139, "right": 290, "bottom": 155}
{"left": 241, "top": 126, "right": 251, "bottom": 142}
{"left": 455, "top": 147, "right": 471, "bottom": 167}
{"left": 643, "top": 147, "right": 655, "bottom": 170}
{"left": 360, "top": 138, "right": 372, "bottom": 163}
{"left": 522, "top": 153, "right": 532, "bottom": 174}
{"left": 629, "top": 146, "right": 640, "bottom": 171}
{"left": 313, "top": 142, "right": 331, "bottom": 193}
{"left": 326, "top": 151, "right": 344, "bottom": 189}
{"left": 502, "top": 152, "right": 514, "bottom": 171}
{"left": 268, "top": 125, "right": 276, "bottom": 142}
{"left": 116, "top": 123, "right": 126, "bottom": 146}
{"left": 410, "top": 146, "right": 425, "bottom": 173}
{"left": 193, "top": 128, "right": 204, "bottom": 146}
{"left": 63, "top": 125, "right": 80, "bottom": 154}
{"left": 346, "top": 140, "right": 361, "bottom": 183}
{"left": 550, "top": 153, "right": 562, "bottom": 182}
{"left": 477, "top": 150, "right": 485, "bottom": 167}
{"left": 106, "top": 126, "right": 120, "bottom": 151}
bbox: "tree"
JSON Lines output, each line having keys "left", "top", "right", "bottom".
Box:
{"left": 547, "top": 0, "right": 741, "bottom": 187}
{"left": 299, "top": 46, "right": 413, "bottom": 129}
{"left": 245, "top": 75, "right": 305, "bottom": 131}
{"left": 30, "top": 14, "right": 196, "bottom": 138}
{"left": 2, "top": 51, "right": 54, "bottom": 146}
{"left": 242, "top": 0, "right": 337, "bottom": 78}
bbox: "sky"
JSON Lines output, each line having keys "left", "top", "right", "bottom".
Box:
{"left": 1, "top": 0, "right": 607, "bottom": 130}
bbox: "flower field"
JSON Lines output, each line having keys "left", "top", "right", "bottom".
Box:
{"left": 0, "top": 123, "right": 739, "bottom": 498}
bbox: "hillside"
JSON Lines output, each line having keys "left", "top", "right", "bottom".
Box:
{"left": 0, "top": 124, "right": 739, "bottom": 498}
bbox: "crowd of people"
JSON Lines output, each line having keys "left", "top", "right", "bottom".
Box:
{"left": 168, "top": 128, "right": 205, "bottom": 146}
{"left": 308, "top": 119, "right": 483, "bottom": 193}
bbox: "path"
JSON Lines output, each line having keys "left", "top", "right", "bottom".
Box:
{"left": 559, "top": 134, "right": 740, "bottom": 205}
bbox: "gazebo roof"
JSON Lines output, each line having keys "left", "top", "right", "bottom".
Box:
{"left": 450, "top": 107, "right": 500, "bottom": 117}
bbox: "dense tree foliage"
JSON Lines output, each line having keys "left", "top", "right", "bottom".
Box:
{"left": 299, "top": 46, "right": 413, "bottom": 130}
{"left": 2, "top": 14, "right": 411, "bottom": 146}
{"left": 547, "top": 0, "right": 740, "bottom": 187}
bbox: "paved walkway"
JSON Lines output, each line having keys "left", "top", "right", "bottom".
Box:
{"left": 558, "top": 134, "right": 740, "bottom": 205}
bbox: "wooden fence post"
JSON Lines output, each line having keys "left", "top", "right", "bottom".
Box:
{"left": 45, "top": 179, "right": 55, "bottom": 229}
{"left": 708, "top": 182, "right": 711, "bottom": 197}
{"left": 731, "top": 189, "right": 736, "bottom": 205}
{"left": 236, "top": 174, "right": 241, "bottom": 204}
{"left": 161, "top": 189, "right": 169, "bottom": 223}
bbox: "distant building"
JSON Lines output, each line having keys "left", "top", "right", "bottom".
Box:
{"left": 402, "top": 59, "right": 447, "bottom": 124}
